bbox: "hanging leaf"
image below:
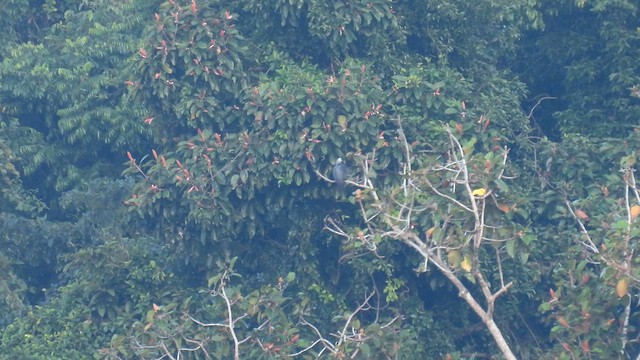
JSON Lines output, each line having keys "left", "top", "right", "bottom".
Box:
{"left": 447, "top": 250, "right": 460, "bottom": 267}
{"left": 506, "top": 239, "right": 516, "bottom": 258}
{"left": 460, "top": 254, "right": 472, "bottom": 272}
{"left": 616, "top": 278, "right": 629, "bottom": 298}
{"left": 426, "top": 226, "right": 436, "bottom": 237}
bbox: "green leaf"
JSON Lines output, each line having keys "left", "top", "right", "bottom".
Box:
{"left": 208, "top": 275, "right": 221, "bottom": 288}
{"left": 145, "top": 309, "right": 155, "bottom": 323}
{"left": 506, "top": 239, "right": 516, "bottom": 258}
{"left": 494, "top": 178, "right": 509, "bottom": 193}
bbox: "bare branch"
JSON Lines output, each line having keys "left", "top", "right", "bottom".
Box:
{"left": 184, "top": 270, "right": 244, "bottom": 360}
{"left": 289, "top": 288, "right": 399, "bottom": 358}
{"left": 565, "top": 201, "right": 599, "bottom": 254}
{"left": 527, "top": 96, "right": 557, "bottom": 120}
{"left": 322, "top": 122, "right": 519, "bottom": 359}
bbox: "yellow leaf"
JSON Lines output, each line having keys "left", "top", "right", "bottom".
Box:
{"left": 472, "top": 188, "right": 487, "bottom": 197}
{"left": 426, "top": 227, "right": 436, "bottom": 237}
{"left": 631, "top": 205, "right": 640, "bottom": 219}
{"left": 337, "top": 115, "right": 348, "bottom": 130}
{"left": 460, "top": 254, "right": 472, "bottom": 272}
{"left": 447, "top": 250, "right": 460, "bottom": 267}
{"left": 617, "top": 278, "right": 629, "bottom": 298}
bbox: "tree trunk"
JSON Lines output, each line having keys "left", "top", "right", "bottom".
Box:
{"left": 484, "top": 317, "right": 517, "bottom": 360}
{"left": 440, "top": 260, "right": 517, "bottom": 360}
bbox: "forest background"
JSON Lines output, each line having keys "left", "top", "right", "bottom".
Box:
{"left": 1, "top": 0, "right": 640, "bottom": 359}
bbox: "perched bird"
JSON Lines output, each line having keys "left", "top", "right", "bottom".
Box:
{"left": 332, "top": 157, "right": 348, "bottom": 190}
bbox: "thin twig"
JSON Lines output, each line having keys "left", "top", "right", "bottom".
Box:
{"left": 565, "top": 201, "right": 599, "bottom": 254}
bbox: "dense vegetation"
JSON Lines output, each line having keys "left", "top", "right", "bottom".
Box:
{"left": 1, "top": 0, "right": 639, "bottom": 358}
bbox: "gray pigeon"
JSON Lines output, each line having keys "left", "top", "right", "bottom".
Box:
{"left": 332, "top": 158, "right": 348, "bottom": 190}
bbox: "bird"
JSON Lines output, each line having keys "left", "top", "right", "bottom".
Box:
{"left": 332, "top": 157, "right": 348, "bottom": 190}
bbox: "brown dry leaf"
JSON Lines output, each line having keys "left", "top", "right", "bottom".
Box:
{"left": 630, "top": 205, "right": 640, "bottom": 219}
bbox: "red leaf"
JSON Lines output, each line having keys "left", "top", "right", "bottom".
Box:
{"left": 581, "top": 340, "right": 589, "bottom": 353}
{"left": 575, "top": 209, "right": 590, "bottom": 221}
